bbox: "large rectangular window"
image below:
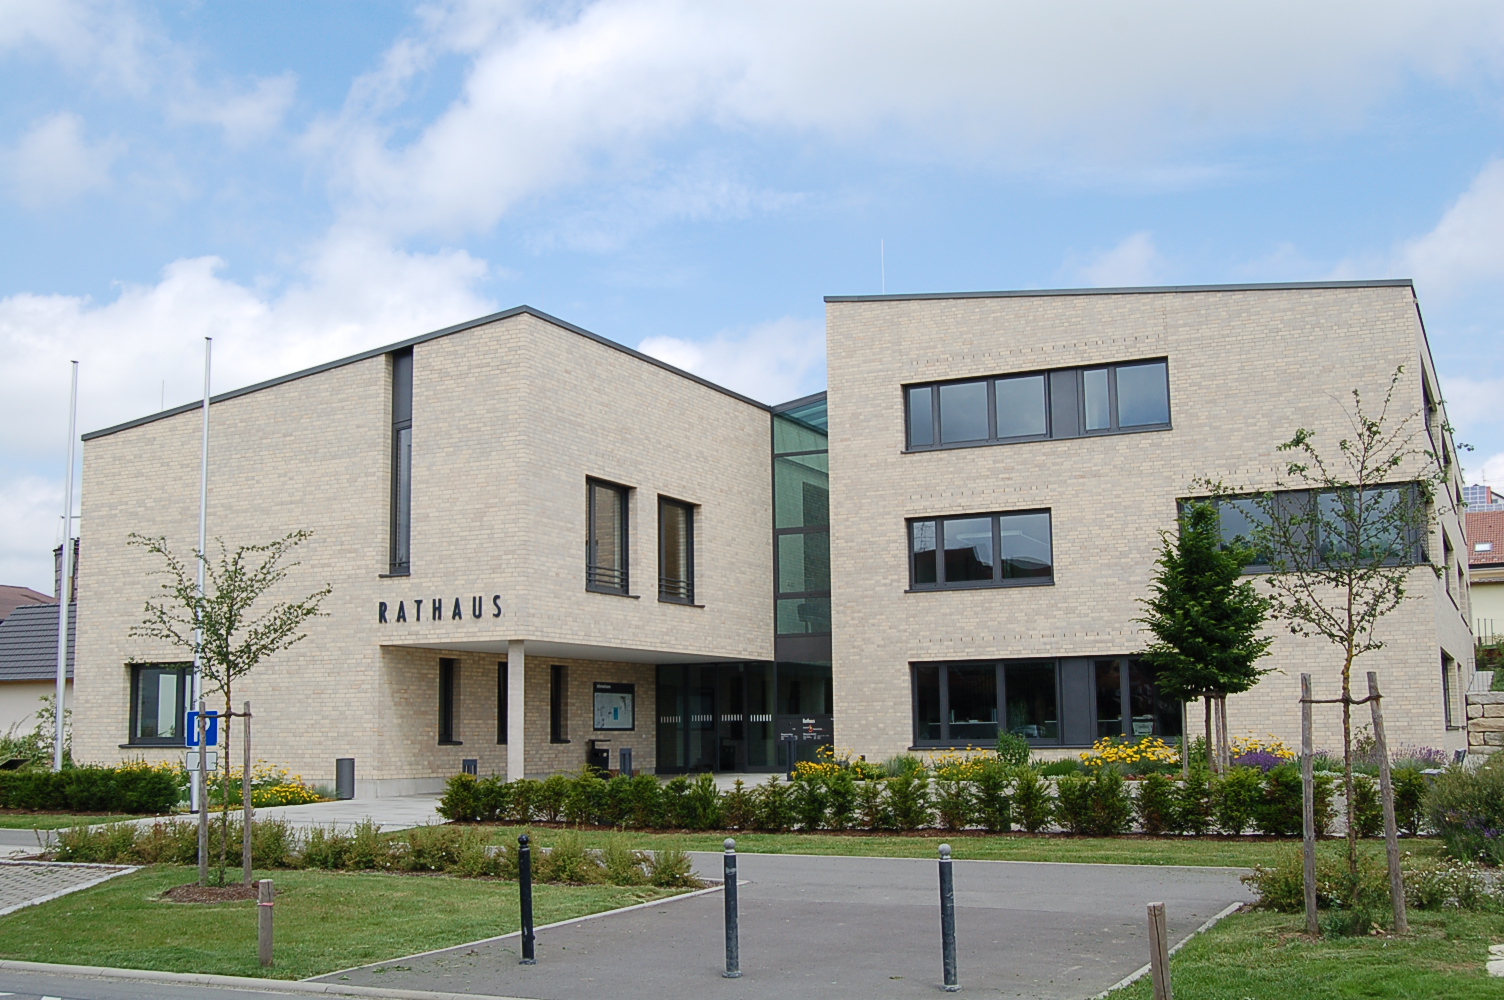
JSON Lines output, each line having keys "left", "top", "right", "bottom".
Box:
{"left": 550, "top": 664, "right": 570, "bottom": 743}
{"left": 496, "top": 662, "right": 507, "bottom": 745}
{"left": 911, "top": 659, "right": 1059, "bottom": 746}
{"left": 1203, "top": 485, "right": 1426, "bottom": 573}
{"left": 438, "top": 658, "right": 460, "bottom": 745}
{"left": 587, "top": 479, "right": 629, "bottom": 594}
{"left": 909, "top": 510, "right": 1053, "bottom": 589}
{"left": 128, "top": 663, "right": 190, "bottom": 745}
{"left": 905, "top": 358, "right": 1169, "bottom": 451}
{"left": 389, "top": 348, "right": 413, "bottom": 575}
{"left": 1095, "top": 658, "right": 1183, "bottom": 739}
{"left": 659, "top": 497, "right": 695, "bottom": 604}
{"left": 773, "top": 398, "right": 831, "bottom": 637}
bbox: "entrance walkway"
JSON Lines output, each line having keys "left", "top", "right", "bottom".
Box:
{"left": 249, "top": 793, "right": 444, "bottom": 831}
{"left": 314, "top": 852, "right": 1254, "bottom": 1000}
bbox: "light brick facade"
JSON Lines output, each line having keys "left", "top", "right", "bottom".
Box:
{"left": 825, "top": 282, "right": 1474, "bottom": 760}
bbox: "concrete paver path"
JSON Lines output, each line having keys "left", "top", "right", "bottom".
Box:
{"left": 0, "top": 860, "right": 134, "bottom": 917}
{"left": 316, "top": 852, "right": 1253, "bottom": 1000}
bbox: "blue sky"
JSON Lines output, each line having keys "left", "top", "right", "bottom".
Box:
{"left": 4, "top": 0, "right": 1504, "bottom": 590}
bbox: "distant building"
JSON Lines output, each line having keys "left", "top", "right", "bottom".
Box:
{"left": 1464, "top": 483, "right": 1504, "bottom": 513}
{"left": 0, "top": 544, "right": 78, "bottom": 736}
{"left": 0, "top": 586, "right": 53, "bottom": 626}
{"left": 1468, "top": 508, "right": 1504, "bottom": 644}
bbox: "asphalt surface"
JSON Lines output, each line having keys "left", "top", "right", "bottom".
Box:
{"left": 313, "top": 852, "right": 1254, "bottom": 1000}
{"left": 0, "top": 969, "right": 339, "bottom": 999}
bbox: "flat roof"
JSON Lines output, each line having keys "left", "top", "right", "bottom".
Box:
{"left": 824, "top": 278, "right": 1414, "bottom": 303}
{"left": 83, "top": 305, "right": 772, "bottom": 442}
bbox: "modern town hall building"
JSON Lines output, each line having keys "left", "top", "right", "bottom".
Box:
{"left": 71, "top": 280, "right": 1475, "bottom": 794}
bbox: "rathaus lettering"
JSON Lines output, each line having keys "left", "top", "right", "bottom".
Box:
{"left": 378, "top": 595, "right": 502, "bottom": 624}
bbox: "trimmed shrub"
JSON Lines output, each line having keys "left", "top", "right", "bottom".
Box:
{"left": 1135, "top": 772, "right": 1177, "bottom": 836}
{"left": 887, "top": 771, "right": 932, "bottom": 831}
{"left": 790, "top": 775, "right": 827, "bottom": 831}
{"left": 1212, "top": 766, "right": 1264, "bottom": 835}
{"left": 934, "top": 778, "right": 974, "bottom": 832}
{"left": 1351, "top": 775, "right": 1383, "bottom": 838}
{"left": 564, "top": 769, "right": 608, "bottom": 826}
{"left": 1012, "top": 768, "right": 1053, "bottom": 834}
{"left": 1392, "top": 766, "right": 1427, "bottom": 836}
{"left": 1251, "top": 764, "right": 1333, "bottom": 837}
{"left": 660, "top": 776, "right": 693, "bottom": 828}
{"left": 972, "top": 760, "right": 1012, "bottom": 833}
{"left": 598, "top": 775, "right": 632, "bottom": 827}
{"left": 754, "top": 776, "right": 793, "bottom": 832}
{"left": 1172, "top": 767, "right": 1214, "bottom": 835}
{"left": 508, "top": 779, "right": 540, "bottom": 824}
{"left": 722, "top": 779, "right": 756, "bottom": 830}
{"left": 625, "top": 774, "right": 662, "bottom": 828}
{"left": 1425, "top": 758, "right": 1504, "bottom": 865}
{"left": 856, "top": 778, "right": 890, "bottom": 831}
{"left": 537, "top": 774, "right": 571, "bottom": 823}
{"left": 1055, "top": 767, "right": 1132, "bottom": 837}
{"left": 438, "top": 774, "right": 482, "bottom": 822}
{"left": 0, "top": 765, "right": 177, "bottom": 815}
{"left": 825, "top": 770, "right": 858, "bottom": 831}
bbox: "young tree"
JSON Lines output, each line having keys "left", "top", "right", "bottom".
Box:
{"left": 1241, "top": 367, "right": 1444, "bottom": 891}
{"left": 129, "top": 530, "right": 331, "bottom": 884}
{"left": 1138, "top": 500, "right": 1273, "bottom": 774}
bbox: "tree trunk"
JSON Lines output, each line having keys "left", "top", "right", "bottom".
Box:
{"left": 1341, "top": 649, "right": 1357, "bottom": 885}
{"left": 1218, "top": 696, "right": 1231, "bottom": 771}
{"left": 1181, "top": 701, "right": 1190, "bottom": 782}
{"left": 218, "top": 689, "right": 233, "bottom": 886}
{"left": 1203, "top": 697, "right": 1215, "bottom": 775}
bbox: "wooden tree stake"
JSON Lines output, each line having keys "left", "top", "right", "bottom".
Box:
{"left": 1367, "top": 672, "right": 1408, "bottom": 934}
{"left": 1300, "top": 673, "right": 1318, "bottom": 936}
{"left": 258, "top": 878, "right": 274, "bottom": 967}
{"left": 242, "top": 701, "right": 253, "bottom": 887}
{"left": 1147, "top": 901, "right": 1173, "bottom": 1000}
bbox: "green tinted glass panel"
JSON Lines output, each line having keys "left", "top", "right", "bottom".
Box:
{"left": 778, "top": 532, "right": 830, "bottom": 593}
{"left": 773, "top": 411, "right": 828, "bottom": 454}
{"left": 776, "top": 597, "right": 831, "bottom": 634}
{"left": 774, "top": 453, "right": 830, "bottom": 528}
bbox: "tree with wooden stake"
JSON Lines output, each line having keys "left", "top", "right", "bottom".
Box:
{"left": 1137, "top": 500, "right": 1273, "bottom": 776}
{"left": 1240, "top": 367, "right": 1442, "bottom": 932}
{"left": 129, "top": 530, "right": 331, "bottom": 886}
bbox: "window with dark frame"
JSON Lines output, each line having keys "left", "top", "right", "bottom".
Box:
{"left": 497, "top": 662, "right": 507, "bottom": 744}
{"left": 658, "top": 497, "right": 695, "bottom": 603}
{"left": 438, "top": 658, "right": 460, "bottom": 745}
{"left": 550, "top": 663, "right": 569, "bottom": 743}
{"left": 1442, "top": 652, "right": 1459, "bottom": 730}
{"left": 128, "top": 663, "right": 191, "bottom": 745}
{"left": 909, "top": 510, "right": 1053, "bottom": 590}
{"left": 911, "top": 660, "right": 1061, "bottom": 746}
{"left": 1200, "top": 485, "right": 1427, "bottom": 573}
{"left": 773, "top": 399, "right": 831, "bottom": 636}
{"left": 905, "top": 358, "right": 1169, "bottom": 452}
{"left": 389, "top": 348, "right": 413, "bottom": 575}
{"left": 587, "top": 479, "right": 629, "bottom": 594}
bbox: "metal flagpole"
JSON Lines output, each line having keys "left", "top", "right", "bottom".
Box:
{"left": 53, "top": 361, "right": 78, "bottom": 772}
{"left": 191, "top": 338, "right": 211, "bottom": 813}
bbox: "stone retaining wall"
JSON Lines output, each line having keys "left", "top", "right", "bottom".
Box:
{"left": 1467, "top": 691, "right": 1504, "bottom": 758}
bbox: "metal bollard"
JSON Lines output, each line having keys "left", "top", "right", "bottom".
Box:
{"left": 518, "top": 834, "right": 536, "bottom": 965}
{"left": 723, "top": 838, "right": 741, "bottom": 978}
{"left": 938, "top": 843, "right": 959, "bottom": 992}
{"left": 257, "top": 878, "right": 274, "bottom": 968}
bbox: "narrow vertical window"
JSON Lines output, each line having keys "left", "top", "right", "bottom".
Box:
{"left": 550, "top": 664, "right": 569, "bottom": 743}
{"left": 1082, "top": 368, "right": 1111, "bottom": 431}
{"left": 390, "top": 348, "right": 413, "bottom": 575}
{"left": 438, "top": 658, "right": 460, "bottom": 744}
{"left": 497, "top": 661, "right": 507, "bottom": 745}
{"left": 658, "top": 497, "right": 695, "bottom": 603}
{"left": 907, "top": 386, "right": 934, "bottom": 448}
{"left": 587, "top": 479, "right": 629, "bottom": 593}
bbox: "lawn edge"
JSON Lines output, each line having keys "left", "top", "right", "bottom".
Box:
{"left": 0, "top": 861, "right": 139, "bottom": 918}
{"left": 689, "top": 848, "right": 1254, "bottom": 872}
{"left": 1092, "top": 900, "right": 1246, "bottom": 998}
{"left": 308, "top": 883, "right": 724, "bottom": 982}
{"left": 0, "top": 960, "right": 531, "bottom": 1000}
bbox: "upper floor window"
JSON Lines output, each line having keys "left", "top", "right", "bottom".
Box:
{"left": 389, "top": 348, "right": 413, "bottom": 575}
{"left": 905, "top": 359, "right": 1169, "bottom": 451}
{"left": 1202, "top": 485, "right": 1427, "bottom": 572}
{"left": 587, "top": 479, "right": 629, "bottom": 594}
{"left": 909, "top": 510, "right": 1053, "bottom": 590}
{"left": 659, "top": 497, "right": 695, "bottom": 604}
{"left": 128, "top": 663, "right": 190, "bottom": 745}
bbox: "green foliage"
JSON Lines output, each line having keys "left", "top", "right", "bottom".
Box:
{"left": 1035, "top": 758, "right": 1082, "bottom": 777}
{"left": 684, "top": 773, "right": 723, "bottom": 830}
{"left": 721, "top": 779, "right": 756, "bottom": 830}
{"left": 754, "top": 775, "right": 793, "bottom": 831}
{"left": 1404, "top": 857, "right": 1498, "bottom": 912}
{"left": 437, "top": 774, "right": 481, "bottom": 822}
{"left": 933, "top": 778, "right": 974, "bottom": 831}
{"left": 882, "top": 754, "right": 927, "bottom": 778}
{"left": 1055, "top": 767, "right": 1133, "bottom": 837}
{"left": 1137, "top": 499, "right": 1273, "bottom": 703}
{"left": 601, "top": 837, "right": 650, "bottom": 885}
{"left": 508, "top": 779, "right": 540, "bottom": 824}
{"left": 856, "top": 777, "right": 890, "bottom": 830}
{"left": 824, "top": 770, "right": 858, "bottom": 831}
{"left": 1391, "top": 766, "right": 1427, "bottom": 836}
{"left": 1172, "top": 767, "right": 1214, "bottom": 835}
{"left": 790, "top": 774, "right": 827, "bottom": 831}
{"left": 1351, "top": 775, "right": 1383, "bottom": 838}
{"left": 660, "top": 776, "right": 693, "bottom": 828}
{"left": 972, "top": 760, "right": 1012, "bottom": 832}
{"left": 994, "top": 731, "right": 1031, "bottom": 768}
{"left": 1242, "top": 845, "right": 1391, "bottom": 913}
{"left": 0, "top": 765, "right": 178, "bottom": 815}
{"left": 1253, "top": 764, "right": 1333, "bottom": 837}
{"left": 534, "top": 830, "right": 604, "bottom": 883}
{"left": 1135, "top": 772, "right": 1177, "bottom": 835}
{"left": 1425, "top": 758, "right": 1504, "bottom": 865}
{"left": 886, "top": 771, "right": 932, "bottom": 831}
{"left": 537, "top": 774, "right": 571, "bottom": 823}
{"left": 1212, "top": 765, "right": 1264, "bottom": 834}
{"left": 624, "top": 774, "right": 662, "bottom": 828}
{"left": 1011, "top": 768, "right": 1053, "bottom": 834}
{"left": 564, "top": 769, "right": 608, "bottom": 826}
{"left": 646, "top": 847, "right": 699, "bottom": 887}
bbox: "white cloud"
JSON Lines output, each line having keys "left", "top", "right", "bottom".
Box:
{"left": 9, "top": 113, "right": 121, "bottom": 206}
{"left": 0, "top": 0, "right": 153, "bottom": 93}
{"left": 1070, "top": 232, "right": 1168, "bottom": 288}
{"left": 638, "top": 316, "right": 825, "bottom": 404}
{"left": 1399, "top": 159, "right": 1504, "bottom": 296}
{"left": 316, "top": 0, "right": 1504, "bottom": 238}
{"left": 0, "top": 475, "right": 67, "bottom": 594}
{"left": 171, "top": 72, "right": 299, "bottom": 147}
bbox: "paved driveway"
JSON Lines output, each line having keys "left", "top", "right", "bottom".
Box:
{"left": 315, "top": 853, "right": 1253, "bottom": 1000}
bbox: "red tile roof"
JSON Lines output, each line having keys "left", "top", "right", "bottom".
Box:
{"left": 1466, "top": 510, "right": 1504, "bottom": 567}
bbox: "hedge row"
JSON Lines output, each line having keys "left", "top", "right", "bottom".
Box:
{"left": 0, "top": 766, "right": 178, "bottom": 815}
{"left": 437, "top": 764, "right": 1430, "bottom": 837}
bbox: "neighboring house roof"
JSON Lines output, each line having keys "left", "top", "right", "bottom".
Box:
{"left": 0, "top": 586, "right": 55, "bottom": 624}
{"left": 0, "top": 603, "right": 74, "bottom": 682}
{"left": 1467, "top": 510, "right": 1504, "bottom": 569}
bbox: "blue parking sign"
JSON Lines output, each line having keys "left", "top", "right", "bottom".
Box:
{"left": 185, "top": 710, "right": 219, "bottom": 747}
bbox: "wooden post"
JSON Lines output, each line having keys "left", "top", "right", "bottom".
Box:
{"left": 1367, "top": 672, "right": 1408, "bottom": 934}
{"left": 242, "top": 702, "right": 253, "bottom": 887}
{"left": 257, "top": 878, "right": 274, "bottom": 967}
{"left": 1301, "top": 674, "right": 1318, "bottom": 936}
{"left": 1147, "top": 901, "right": 1173, "bottom": 1000}
{"left": 1180, "top": 702, "right": 1190, "bottom": 783}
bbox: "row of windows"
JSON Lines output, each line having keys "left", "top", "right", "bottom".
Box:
{"left": 587, "top": 479, "right": 698, "bottom": 604}
{"left": 910, "top": 511, "right": 1053, "bottom": 589}
{"left": 906, "top": 358, "right": 1170, "bottom": 452}
{"left": 1206, "top": 485, "right": 1426, "bottom": 571}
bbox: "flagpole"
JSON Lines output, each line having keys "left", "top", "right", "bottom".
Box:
{"left": 191, "top": 338, "right": 211, "bottom": 812}
{"left": 53, "top": 362, "right": 78, "bottom": 772}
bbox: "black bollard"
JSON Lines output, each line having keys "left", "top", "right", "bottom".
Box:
{"left": 723, "top": 838, "right": 741, "bottom": 978}
{"left": 938, "top": 843, "right": 959, "bottom": 992}
{"left": 518, "top": 834, "right": 536, "bottom": 965}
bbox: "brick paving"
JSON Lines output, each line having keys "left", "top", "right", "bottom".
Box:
{"left": 0, "top": 860, "right": 134, "bottom": 916}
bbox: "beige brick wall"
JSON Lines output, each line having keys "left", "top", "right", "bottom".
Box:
{"left": 826, "top": 285, "right": 1474, "bottom": 762}
{"left": 72, "top": 311, "right": 768, "bottom": 788}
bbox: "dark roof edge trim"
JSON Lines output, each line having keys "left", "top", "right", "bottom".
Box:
{"left": 84, "top": 306, "right": 770, "bottom": 441}
{"left": 823, "top": 278, "right": 1414, "bottom": 304}
{"left": 771, "top": 390, "right": 828, "bottom": 414}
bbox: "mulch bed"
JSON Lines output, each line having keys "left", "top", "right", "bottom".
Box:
{"left": 162, "top": 882, "right": 261, "bottom": 903}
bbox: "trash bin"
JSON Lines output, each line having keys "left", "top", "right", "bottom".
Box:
{"left": 586, "top": 739, "right": 610, "bottom": 775}
{"left": 335, "top": 758, "right": 355, "bottom": 800}
{"left": 618, "top": 746, "right": 633, "bottom": 777}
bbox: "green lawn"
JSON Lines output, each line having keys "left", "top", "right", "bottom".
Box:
{"left": 1109, "top": 908, "right": 1504, "bottom": 999}
{"left": 0, "top": 811, "right": 149, "bottom": 830}
{"left": 469, "top": 825, "right": 1447, "bottom": 869}
{"left": 0, "top": 865, "right": 685, "bottom": 980}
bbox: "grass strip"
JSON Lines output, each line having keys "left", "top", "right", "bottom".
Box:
{"left": 0, "top": 864, "right": 683, "bottom": 980}
{"left": 1109, "top": 908, "right": 1504, "bottom": 999}
{"left": 0, "top": 812, "right": 147, "bottom": 830}
{"left": 471, "top": 825, "right": 1447, "bottom": 869}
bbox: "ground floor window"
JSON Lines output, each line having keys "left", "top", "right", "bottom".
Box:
{"left": 438, "top": 658, "right": 460, "bottom": 745}
{"left": 656, "top": 661, "right": 831, "bottom": 773}
{"left": 129, "top": 663, "right": 190, "bottom": 745}
{"left": 912, "top": 656, "right": 1183, "bottom": 748}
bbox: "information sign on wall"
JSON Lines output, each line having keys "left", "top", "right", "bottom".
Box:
{"left": 593, "top": 682, "right": 635, "bottom": 731}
